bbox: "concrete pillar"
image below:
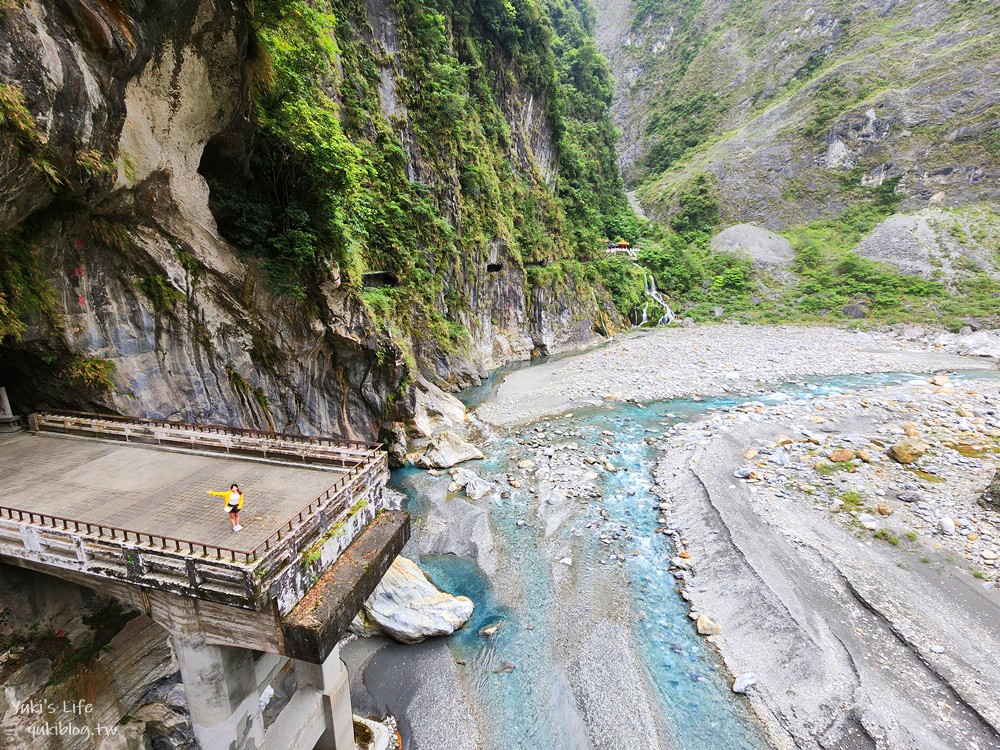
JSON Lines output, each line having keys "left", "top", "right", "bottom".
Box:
{"left": 296, "top": 646, "right": 357, "bottom": 750}
{"left": 170, "top": 631, "right": 266, "bottom": 750}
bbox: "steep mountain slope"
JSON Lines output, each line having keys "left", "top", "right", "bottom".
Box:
{"left": 0, "top": 0, "right": 632, "bottom": 451}
{"left": 595, "top": 0, "right": 998, "bottom": 227}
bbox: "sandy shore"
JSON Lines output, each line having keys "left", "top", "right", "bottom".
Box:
{"left": 476, "top": 325, "right": 992, "bottom": 426}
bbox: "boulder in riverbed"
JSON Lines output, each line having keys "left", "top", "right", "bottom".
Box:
{"left": 887, "top": 438, "right": 928, "bottom": 464}
{"left": 450, "top": 467, "right": 493, "bottom": 500}
{"left": 416, "top": 430, "right": 485, "bottom": 468}
{"left": 350, "top": 557, "right": 474, "bottom": 644}
{"left": 696, "top": 615, "right": 721, "bottom": 636}
{"left": 828, "top": 448, "right": 854, "bottom": 463}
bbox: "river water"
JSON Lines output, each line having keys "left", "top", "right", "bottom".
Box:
{"left": 369, "top": 368, "right": 994, "bottom": 749}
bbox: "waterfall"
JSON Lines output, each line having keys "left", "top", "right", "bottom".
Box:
{"left": 636, "top": 274, "right": 674, "bottom": 327}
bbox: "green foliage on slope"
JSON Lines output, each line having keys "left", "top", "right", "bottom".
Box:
{"left": 209, "top": 0, "right": 633, "bottom": 351}
{"left": 619, "top": 172, "right": 998, "bottom": 326}
{"left": 626, "top": 0, "right": 997, "bottom": 227}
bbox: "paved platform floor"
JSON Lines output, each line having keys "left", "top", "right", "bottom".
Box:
{"left": 0, "top": 432, "right": 346, "bottom": 553}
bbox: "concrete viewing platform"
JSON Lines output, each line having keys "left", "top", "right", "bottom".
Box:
{"left": 0, "top": 430, "right": 351, "bottom": 553}
{"left": 0, "top": 412, "right": 410, "bottom": 748}
{"left": 0, "top": 412, "right": 408, "bottom": 654}
{"left": 0, "top": 412, "right": 412, "bottom": 748}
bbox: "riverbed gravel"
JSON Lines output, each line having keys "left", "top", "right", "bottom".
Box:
{"left": 476, "top": 324, "right": 995, "bottom": 427}
{"left": 650, "top": 374, "right": 1000, "bottom": 748}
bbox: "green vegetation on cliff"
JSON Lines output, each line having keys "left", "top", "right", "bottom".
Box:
{"left": 209, "top": 0, "right": 634, "bottom": 359}
{"left": 609, "top": 0, "right": 998, "bottom": 229}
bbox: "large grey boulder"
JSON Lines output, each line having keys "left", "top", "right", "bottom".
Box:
{"left": 410, "top": 380, "right": 468, "bottom": 439}
{"left": 953, "top": 330, "right": 1000, "bottom": 359}
{"left": 710, "top": 224, "right": 794, "bottom": 268}
{"left": 931, "top": 329, "right": 1000, "bottom": 359}
{"left": 350, "top": 557, "right": 474, "bottom": 643}
{"left": 416, "top": 430, "right": 485, "bottom": 468}
{"left": 450, "top": 467, "right": 493, "bottom": 500}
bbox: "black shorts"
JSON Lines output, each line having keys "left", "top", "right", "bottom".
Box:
{"left": 228, "top": 506, "right": 240, "bottom": 515}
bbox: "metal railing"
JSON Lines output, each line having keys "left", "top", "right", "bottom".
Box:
{"left": 37, "top": 410, "right": 381, "bottom": 449}
{"left": 0, "top": 454, "right": 383, "bottom": 564}
{"left": 247, "top": 455, "right": 384, "bottom": 561}
{"left": 0, "top": 505, "right": 256, "bottom": 562}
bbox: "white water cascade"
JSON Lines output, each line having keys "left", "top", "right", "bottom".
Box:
{"left": 637, "top": 274, "right": 674, "bottom": 327}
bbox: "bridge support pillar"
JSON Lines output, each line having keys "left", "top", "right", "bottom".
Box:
{"left": 170, "top": 631, "right": 359, "bottom": 750}
{"left": 170, "top": 631, "right": 267, "bottom": 750}
{"left": 297, "top": 648, "right": 356, "bottom": 750}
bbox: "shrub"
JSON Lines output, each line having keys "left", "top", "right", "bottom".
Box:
{"left": 589, "top": 255, "right": 646, "bottom": 317}
{"left": 138, "top": 275, "right": 184, "bottom": 312}
{"left": 66, "top": 357, "right": 116, "bottom": 392}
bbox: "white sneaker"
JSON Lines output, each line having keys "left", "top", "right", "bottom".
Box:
{"left": 235, "top": 525, "right": 243, "bottom": 531}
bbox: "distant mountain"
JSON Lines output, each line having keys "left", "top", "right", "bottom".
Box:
{"left": 594, "top": 0, "right": 998, "bottom": 228}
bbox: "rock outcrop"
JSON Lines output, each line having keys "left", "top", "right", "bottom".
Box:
{"left": 0, "top": 0, "right": 408, "bottom": 443}
{"left": 0, "top": 0, "right": 625, "bottom": 453}
{"left": 349, "top": 557, "right": 474, "bottom": 644}
{"left": 0, "top": 566, "right": 177, "bottom": 750}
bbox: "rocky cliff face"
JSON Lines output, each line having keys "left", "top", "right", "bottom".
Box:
{"left": 0, "top": 564, "right": 180, "bottom": 750}
{"left": 0, "top": 0, "right": 627, "bottom": 450}
{"left": 594, "top": 0, "right": 998, "bottom": 228}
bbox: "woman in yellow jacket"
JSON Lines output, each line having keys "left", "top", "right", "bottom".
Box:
{"left": 209, "top": 483, "right": 244, "bottom": 531}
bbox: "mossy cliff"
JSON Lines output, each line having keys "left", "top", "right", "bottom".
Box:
{"left": 0, "top": 0, "right": 633, "bottom": 449}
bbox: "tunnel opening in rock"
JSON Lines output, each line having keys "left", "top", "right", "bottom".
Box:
{"left": 486, "top": 263, "right": 502, "bottom": 273}
{"left": 362, "top": 271, "right": 399, "bottom": 288}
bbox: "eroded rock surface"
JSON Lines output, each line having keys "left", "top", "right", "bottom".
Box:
{"left": 350, "top": 556, "right": 474, "bottom": 644}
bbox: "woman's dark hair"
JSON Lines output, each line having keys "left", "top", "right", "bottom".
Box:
{"left": 231, "top": 483, "right": 239, "bottom": 490}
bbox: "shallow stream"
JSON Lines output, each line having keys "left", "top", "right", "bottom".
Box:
{"left": 379, "top": 369, "right": 996, "bottom": 749}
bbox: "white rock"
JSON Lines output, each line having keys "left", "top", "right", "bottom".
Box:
{"left": 732, "top": 673, "right": 758, "bottom": 693}
{"left": 416, "top": 430, "right": 485, "bottom": 469}
{"left": 410, "top": 379, "right": 467, "bottom": 438}
{"left": 349, "top": 557, "right": 474, "bottom": 644}
{"left": 451, "top": 467, "right": 493, "bottom": 500}
{"left": 939, "top": 517, "right": 956, "bottom": 535}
